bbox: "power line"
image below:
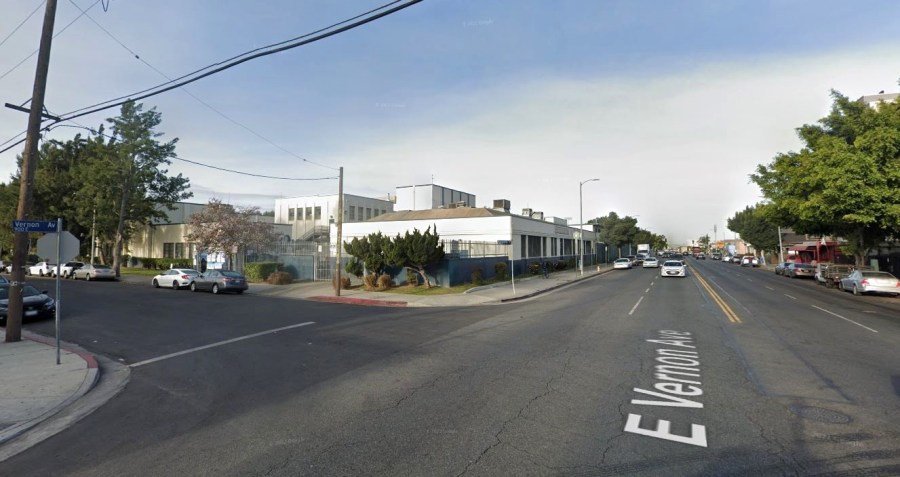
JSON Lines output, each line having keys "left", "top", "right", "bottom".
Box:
{"left": 65, "top": 0, "right": 336, "bottom": 171}
{"left": 2, "top": 0, "right": 422, "bottom": 160}
{"left": 61, "top": 0, "right": 411, "bottom": 119}
{"left": 47, "top": 122, "right": 338, "bottom": 181}
{"left": 0, "top": 0, "right": 102, "bottom": 82}
{"left": 0, "top": 1, "right": 45, "bottom": 50}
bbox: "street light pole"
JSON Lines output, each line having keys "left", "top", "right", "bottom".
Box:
{"left": 579, "top": 178, "right": 599, "bottom": 276}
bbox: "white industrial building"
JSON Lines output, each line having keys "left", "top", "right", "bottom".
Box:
{"left": 274, "top": 193, "right": 394, "bottom": 241}
{"left": 336, "top": 200, "right": 597, "bottom": 261}
{"left": 395, "top": 184, "right": 476, "bottom": 211}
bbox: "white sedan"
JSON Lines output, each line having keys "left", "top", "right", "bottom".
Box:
{"left": 613, "top": 258, "right": 632, "bottom": 269}
{"left": 642, "top": 257, "right": 659, "bottom": 268}
{"left": 152, "top": 268, "right": 201, "bottom": 290}
{"left": 660, "top": 260, "right": 686, "bottom": 277}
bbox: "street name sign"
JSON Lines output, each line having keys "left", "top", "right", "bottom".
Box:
{"left": 12, "top": 220, "right": 58, "bottom": 233}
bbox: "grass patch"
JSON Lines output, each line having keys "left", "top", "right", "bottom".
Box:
{"left": 382, "top": 282, "right": 478, "bottom": 295}
{"left": 119, "top": 268, "right": 162, "bottom": 276}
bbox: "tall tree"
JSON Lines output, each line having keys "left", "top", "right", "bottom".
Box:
{"left": 751, "top": 90, "right": 900, "bottom": 265}
{"left": 591, "top": 212, "right": 639, "bottom": 257}
{"left": 106, "top": 101, "right": 191, "bottom": 275}
{"left": 387, "top": 226, "right": 445, "bottom": 288}
{"left": 186, "top": 198, "right": 277, "bottom": 269}
{"left": 727, "top": 204, "right": 780, "bottom": 254}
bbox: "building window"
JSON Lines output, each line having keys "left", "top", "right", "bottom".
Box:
{"left": 163, "top": 242, "right": 174, "bottom": 259}
{"left": 348, "top": 206, "right": 355, "bottom": 221}
{"left": 305, "top": 207, "right": 312, "bottom": 221}
{"left": 288, "top": 208, "right": 295, "bottom": 221}
{"left": 366, "top": 208, "right": 372, "bottom": 220}
{"left": 373, "top": 209, "right": 379, "bottom": 217}
{"left": 175, "top": 242, "right": 185, "bottom": 259}
{"left": 314, "top": 206, "right": 321, "bottom": 220}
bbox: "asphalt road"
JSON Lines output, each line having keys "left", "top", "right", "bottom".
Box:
{"left": 4, "top": 267, "right": 900, "bottom": 476}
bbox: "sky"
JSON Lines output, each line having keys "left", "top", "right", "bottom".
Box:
{"left": 1, "top": 0, "right": 898, "bottom": 245}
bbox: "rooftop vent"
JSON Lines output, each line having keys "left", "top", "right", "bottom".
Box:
{"left": 493, "top": 199, "right": 510, "bottom": 213}
{"left": 522, "top": 208, "right": 533, "bottom": 217}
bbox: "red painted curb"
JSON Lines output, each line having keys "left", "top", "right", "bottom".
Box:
{"left": 308, "top": 296, "right": 407, "bottom": 307}
{"left": 22, "top": 330, "right": 98, "bottom": 369}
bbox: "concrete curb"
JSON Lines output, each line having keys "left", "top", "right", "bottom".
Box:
{"left": 0, "top": 331, "right": 100, "bottom": 446}
{"left": 500, "top": 268, "right": 615, "bottom": 303}
{"left": 308, "top": 296, "right": 408, "bottom": 307}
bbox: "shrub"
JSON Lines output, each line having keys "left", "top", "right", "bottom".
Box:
{"left": 405, "top": 268, "right": 418, "bottom": 286}
{"left": 341, "top": 276, "right": 352, "bottom": 289}
{"left": 363, "top": 273, "right": 378, "bottom": 290}
{"left": 345, "top": 257, "right": 363, "bottom": 278}
{"left": 554, "top": 260, "right": 567, "bottom": 271}
{"left": 266, "top": 271, "right": 293, "bottom": 285}
{"left": 471, "top": 267, "right": 484, "bottom": 285}
{"left": 377, "top": 273, "right": 392, "bottom": 289}
{"left": 245, "top": 262, "right": 279, "bottom": 281}
{"left": 494, "top": 262, "right": 508, "bottom": 280}
{"left": 529, "top": 263, "right": 541, "bottom": 275}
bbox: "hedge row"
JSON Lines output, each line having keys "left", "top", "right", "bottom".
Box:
{"left": 244, "top": 262, "right": 280, "bottom": 282}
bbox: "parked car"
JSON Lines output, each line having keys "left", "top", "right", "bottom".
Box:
{"left": 190, "top": 269, "right": 248, "bottom": 294}
{"left": 711, "top": 253, "right": 722, "bottom": 260}
{"left": 840, "top": 270, "right": 900, "bottom": 296}
{"left": 660, "top": 260, "right": 686, "bottom": 277}
{"left": 722, "top": 255, "right": 733, "bottom": 263}
{"left": 0, "top": 283, "right": 55, "bottom": 325}
{"left": 774, "top": 262, "right": 793, "bottom": 275}
{"left": 27, "top": 261, "right": 57, "bottom": 277}
{"left": 613, "top": 258, "right": 633, "bottom": 270}
{"left": 814, "top": 263, "right": 832, "bottom": 285}
{"left": 740, "top": 256, "right": 759, "bottom": 267}
{"left": 642, "top": 257, "right": 659, "bottom": 268}
{"left": 51, "top": 261, "right": 85, "bottom": 279}
{"left": 73, "top": 264, "right": 117, "bottom": 281}
{"left": 730, "top": 255, "right": 743, "bottom": 264}
{"left": 152, "top": 268, "right": 200, "bottom": 290}
{"left": 785, "top": 262, "right": 814, "bottom": 278}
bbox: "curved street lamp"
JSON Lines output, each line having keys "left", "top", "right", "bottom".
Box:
{"left": 579, "top": 178, "right": 599, "bottom": 276}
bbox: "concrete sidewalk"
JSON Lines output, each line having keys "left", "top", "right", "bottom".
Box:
{"left": 248, "top": 263, "right": 615, "bottom": 306}
{"left": 0, "top": 263, "right": 613, "bottom": 460}
{"left": 0, "top": 329, "right": 98, "bottom": 449}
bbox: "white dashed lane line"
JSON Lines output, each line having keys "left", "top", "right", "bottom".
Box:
{"left": 784, "top": 294, "right": 797, "bottom": 300}
{"left": 628, "top": 296, "right": 644, "bottom": 316}
{"left": 812, "top": 305, "right": 878, "bottom": 333}
{"left": 765, "top": 286, "right": 775, "bottom": 291}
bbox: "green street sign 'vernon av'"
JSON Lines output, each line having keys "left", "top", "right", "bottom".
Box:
{"left": 36, "top": 231, "right": 80, "bottom": 263}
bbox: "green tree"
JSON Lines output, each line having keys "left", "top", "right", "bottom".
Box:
{"left": 387, "top": 226, "right": 445, "bottom": 288}
{"left": 651, "top": 233, "right": 668, "bottom": 251}
{"left": 343, "top": 232, "right": 390, "bottom": 277}
{"left": 106, "top": 101, "right": 192, "bottom": 275}
{"left": 751, "top": 89, "right": 900, "bottom": 265}
{"left": 591, "top": 212, "right": 639, "bottom": 257}
{"left": 727, "top": 204, "right": 780, "bottom": 254}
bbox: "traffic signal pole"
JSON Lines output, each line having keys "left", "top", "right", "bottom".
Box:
{"left": 6, "top": 0, "right": 58, "bottom": 342}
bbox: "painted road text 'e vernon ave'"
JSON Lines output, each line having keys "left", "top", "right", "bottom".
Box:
{"left": 624, "top": 330, "right": 707, "bottom": 447}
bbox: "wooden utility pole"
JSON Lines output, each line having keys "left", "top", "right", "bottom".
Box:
{"left": 6, "top": 0, "right": 58, "bottom": 342}
{"left": 334, "top": 167, "right": 344, "bottom": 296}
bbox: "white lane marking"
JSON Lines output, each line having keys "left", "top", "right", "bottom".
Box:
{"left": 747, "top": 278, "right": 753, "bottom": 282}
{"left": 765, "top": 286, "right": 775, "bottom": 291}
{"left": 811, "top": 305, "right": 878, "bottom": 333}
{"left": 628, "top": 296, "right": 644, "bottom": 316}
{"left": 130, "top": 321, "right": 316, "bottom": 368}
{"left": 784, "top": 294, "right": 797, "bottom": 300}
{"left": 645, "top": 288, "right": 650, "bottom": 293}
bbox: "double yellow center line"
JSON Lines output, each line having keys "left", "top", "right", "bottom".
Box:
{"left": 692, "top": 268, "right": 742, "bottom": 324}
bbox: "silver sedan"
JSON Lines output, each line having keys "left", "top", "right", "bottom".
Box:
{"left": 840, "top": 270, "right": 900, "bottom": 296}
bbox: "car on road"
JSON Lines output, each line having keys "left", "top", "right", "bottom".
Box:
{"left": 740, "top": 256, "right": 759, "bottom": 267}
{"left": 152, "top": 268, "right": 200, "bottom": 290}
{"left": 27, "top": 261, "right": 57, "bottom": 277}
{"left": 660, "top": 260, "right": 686, "bottom": 277}
{"left": 730, "top": 255, "right": 743, "bottom": 264}
{"left": 642, "top": 257, "right": 659, "bottom": 268}
{"left": 785, "top": 263, "right": 814, "bottom": 279}
{"left": 190, "top": 269, "right": 248, "bottom": 294}
{"left": 51, "top": 261, "right": 85, "bottom": 279}
{"left": 840, "top": 270, "right": 900, "bottom": 296}
{"left": 0, "top": 283, "right": 55, "bottom": 325}
{"left": 73, "top": 264, "right": 117, "bottom": 281}
{"left": 774, "top": 262, "right": 793, "bottom": 275}
{"left": 613, "top": 258, "right": 632, "bottom": 270}
{"left": 696, "top": 253, "right": 706, "bottom": 260}
{"left": 711, "top": 253, "right": 722, "bottom": 260}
